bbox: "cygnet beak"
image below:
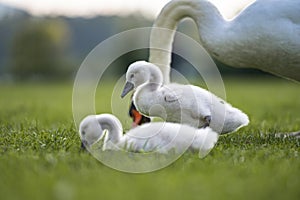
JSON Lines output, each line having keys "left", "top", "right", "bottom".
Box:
{"left": 121, "top": 82, "right": 134, "bottom": 98}
{"left": 81, "top": 140, "right": 88, "bottom": 150}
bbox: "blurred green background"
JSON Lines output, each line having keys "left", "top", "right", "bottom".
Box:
{"left": 0, "top": 3, "right": 269, "bottom": 82}
{"left": 0, "top": 2, "right": 299, "bottom": 200}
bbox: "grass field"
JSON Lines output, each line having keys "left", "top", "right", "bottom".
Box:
{"left": 0, "top": 77, "right": 299, "bottom": 200}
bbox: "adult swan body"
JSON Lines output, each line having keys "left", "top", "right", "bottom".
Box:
{"left": 149, "top": 0, "right": 300, "bottom": 83}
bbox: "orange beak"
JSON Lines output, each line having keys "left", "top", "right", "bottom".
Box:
{"left": 132, "top": 109, "right": 143, "bottom": 126}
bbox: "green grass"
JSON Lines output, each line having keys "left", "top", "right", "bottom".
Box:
{"left": 0, "top": 77, "right": 299, "bottom": 200}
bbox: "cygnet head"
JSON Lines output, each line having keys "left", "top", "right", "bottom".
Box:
{"left": 79, "top": 114, "right": 123, "bottom": 149}
{"left": 121, "top": 61, "right": 163, "bottom": 98}
{"left": 79, "top": 115, "right": 104, "bottom": 149}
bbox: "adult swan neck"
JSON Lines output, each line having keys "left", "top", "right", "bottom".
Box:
{"left": 149, "top": 0, "right": 225, "bottom": 84}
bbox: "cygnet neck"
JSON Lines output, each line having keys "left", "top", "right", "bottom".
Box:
{"left": 147, "top": 63, "right": 164, "bottom": 88}
{"left": 97, "top": 115, "right": 123, "bottom": 143}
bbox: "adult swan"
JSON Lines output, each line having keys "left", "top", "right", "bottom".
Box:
{"left": 149, "top": 0, "right": 300, "bottom": 83}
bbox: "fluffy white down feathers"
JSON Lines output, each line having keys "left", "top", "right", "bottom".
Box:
{"left": 122, "top": 61, "right": 249, "bottom": 134}
{"left": 79, "top": 114, "right": 219, "bottom": 157}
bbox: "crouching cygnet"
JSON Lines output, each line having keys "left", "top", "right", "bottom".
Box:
{"left": 79, "top": 114, "right": 219, "bottom": 158}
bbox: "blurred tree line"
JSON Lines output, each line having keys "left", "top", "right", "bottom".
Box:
{"left": 0, "top": 8, "right": 267, "bottom": 82}
{"left": 0, "top": 10, "right": 153, "bottom": 81}
{"left": 11, "top": 19, "right": 72, "bottom": 80}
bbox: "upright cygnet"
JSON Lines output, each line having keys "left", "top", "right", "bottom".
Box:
{"left": 121, "top": 61, "right": 249, "bottom": 134}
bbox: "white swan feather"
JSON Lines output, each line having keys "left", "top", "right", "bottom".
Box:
{"left": 150, "top": 0, "right": 300, "bottom": 82}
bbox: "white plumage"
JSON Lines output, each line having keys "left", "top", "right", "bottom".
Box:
{"left": 121, "top": 61, "right": 249, "bottom": 134}
{"left": 79, "top": 114, "right": 218, "bottom": 157}
{"left": 149, "top": 0, "right": 300, "bottom": 83}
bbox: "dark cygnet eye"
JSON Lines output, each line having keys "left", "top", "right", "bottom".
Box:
{"left": 130, "top": 74, "right": 134, "bottom": 79}
{"left": 81, "top": 130, "right": 86, "bottom": 135}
